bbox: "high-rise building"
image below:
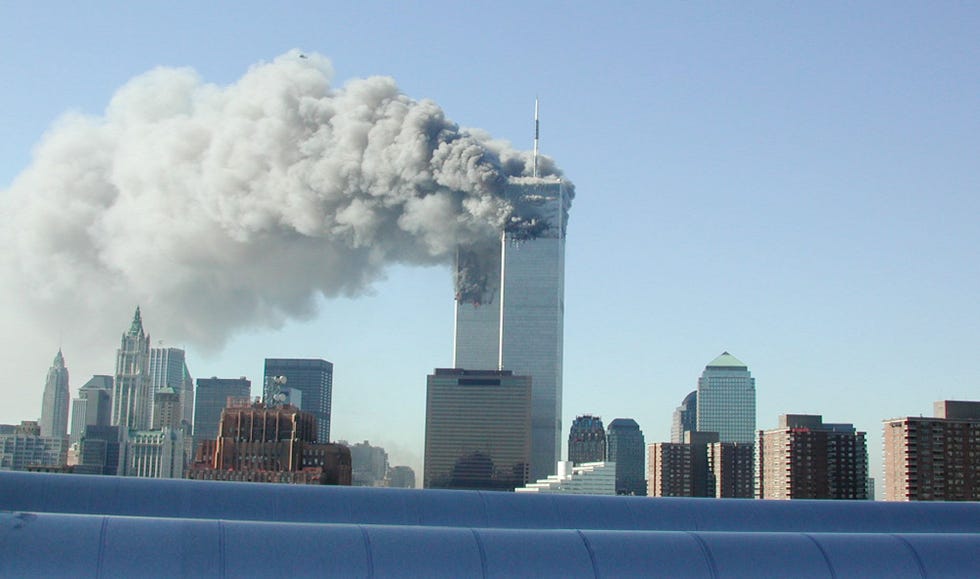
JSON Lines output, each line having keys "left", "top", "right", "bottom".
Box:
{"left": 671, "top": 390, "right": 697, "bottom": 443}
{"left": 685, "top": 430, "right": 720, "bottom": 498}
{"left": 263, "top": 359, "right": 333, "bottom": 443}
{"left": 75, "top": 425, "right": 122, "bottom": 476}
{"left": 424, "top": 368, "right": 532, "bottom": 491}
{"left": 386, "top": 465, "right": 416, "bottom": 489}
{"left": 883, "top": 400, "right": 980, "bottom": 501}
{"left": 568, "top": 415, "right": 606, "bottom": 464}
{"left": 39, "top": 349, "right": 70, "bottom": 439}
{"left": 707, "top": 441, "right": 755, "bottom": 498}
{"left": 193, "top": 377, "right": 252, "bottom": 447}
{"left": 70, "top": 376, "right": 113, "bottom": 446}
{"left": 453, "top": 176, "right": 570, "bottom": 481}
{"left": 151, "top": 387, "right": 182, "bottom": 430}
{"left": 149, "top": 347, "right": 194, "bottom": 430}
{"left": 112, "top": 307, "right": 152, "bottom": 431}
{"left": 123, "top": 428, "right": 186, "bottom": 479}
{"left": 185, "top": 399, "right": 351, "bottom": 485}
{"left": 757, "top": 414, "right": 868, "bottom": 500}
{"left": 696, "top": 352, "right": 756, "bottom": 445}
{"left": 606, "top": 418, "right": 646, "bottom": 496}
{"left": 647, "top": 442, "right": 692, "bottom": 497}
{"left": 344, "top": 440, "right": 389, "bottom": 487}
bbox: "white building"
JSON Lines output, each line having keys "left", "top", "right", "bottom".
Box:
{"left": 517, "top": 461, "right": 616, "bottom": 495}
{"left": 123, "top": 428, "right": 186, "bottom": 479}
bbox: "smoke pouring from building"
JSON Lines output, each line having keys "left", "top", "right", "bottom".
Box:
{"left": 0, "top": 51, "right": 573, "bottom": 351}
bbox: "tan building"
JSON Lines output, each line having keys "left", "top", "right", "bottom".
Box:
{"left": 647, "top": 442, "right": 692, "bottom": 497}
{"left": 757, "top": 414, "right": 868, "bottom": 500}
{"left": 883, "top": 400, "right": 980, "bottom": 501}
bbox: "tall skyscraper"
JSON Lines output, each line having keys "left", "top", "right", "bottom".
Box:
{"left": 193, "top": 377, "right": 252, "bottom": 447}
{"left": 40, "top": 349, "right": 70, "bottom": 439}
{"left": 695, "top": 352, "right": 756, "bottom": 445}
{"left": 606, "top": 418, "right": 646, "bottom": 496}
{"left": 424, "top": 368, "right": 531, "bottom": 491}
{"left": 757, "top": 414, "right": 868, "bottom": 500}
{"left": 149, "top": 347, "right": 194, "bottom": 430}
{"left": 647, "top": 442, "right": 692, "bottom": 497}
{"left": 883, "top": 400, "right": 980, "bottom": 501}
{"left": 263, "top": 359, "right": 333, "bottom": 443}
{"left": 69, "top": 375, "right": 113, "bottom": 444}
{"left": 112, "top": 308, "right": 152, "bottom": 431}
{"left": 671, "top": 390, "right": 697, "bottom": 443}
{"left": 453, "top": 176, "right": 570, "bottom": 481}
{"left": 568, "top": 415, "right": 606, "bottom": 464}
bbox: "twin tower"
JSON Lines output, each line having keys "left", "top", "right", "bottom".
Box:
{"left": 448, "top": 176, "right": 571, "bottom": 483}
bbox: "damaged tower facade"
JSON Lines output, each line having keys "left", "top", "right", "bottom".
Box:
{"left": 453, "top": 176, "right": 570, "bottom": 482}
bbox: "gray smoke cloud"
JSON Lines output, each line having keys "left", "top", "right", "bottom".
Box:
{"left": 0, "top": 51, "right": 572, "bottom": 349}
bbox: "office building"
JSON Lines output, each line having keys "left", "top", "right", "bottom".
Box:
{"left": 263, "top": 358, "right": 333, "bottom": 443}
{"left": 345, "top": 440, "right": 389, "bottom": 487}
{"left": 149, "top": 347, "right": 194, "bottom": 430}
{"left": 75, "top": 425, "right": 122, "bottom": 476}
{"left": 685, "top": 430, "right": 720, "bottom": 498}
{"left": 39, "top": 349, "right": 71, "bottom": 439}
{"left": 647, "top": 442, "right": 692, "bottom": 497}
{"left": 151, "top": 386, "right": 182, "bottom": 430}
{"left": 123, "top": 428, "right": 186, "bottom": 479}
{"left": 69, "top": 376, "right": 113, "bottom": 446}
{"left": 0, "top": 421, "right": 68, "bottom": 471}
{"left": 671, "top": 390, "right": 697, "bottom": 443}
{"left": 516, "top": 461, "right": 616, "bottom": 495}
{"left": 568, "top": 415, "right": 606, "bottom": 464}
{"left": 193, "top": 377, "right": 251, "bottom": 447}
{"left": 186, "top": 399, "right": 351, "bottom": 485}
{"left": 424, "top": 368, "right": 531, "bottom": 491}
{"left": 883, "top": 400, "right": 980, "bottom": 501}
{"left": 757, "top": 414, "right": 868, "bottom": 500}
{"left": 606, "top": 418, "right": 646, "bottom": 495}
{"left": 453, "top": 177, "right": 571, "bottom": 481}
{"left": 386, "top": 465, "right": 416, "bottom": 489}
{"left": 696, "top": 352, "right": 756, "bottom": 445}
{"left": 112, "top": 307, "right": 152, "bottom": 431}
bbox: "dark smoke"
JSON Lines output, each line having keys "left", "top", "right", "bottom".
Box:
{"left": 0, "top": 51, "right": 572, "bottom": 349}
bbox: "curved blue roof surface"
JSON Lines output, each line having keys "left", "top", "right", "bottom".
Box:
{"left": 2, "top": 471, "right": 979, "bottom": 577}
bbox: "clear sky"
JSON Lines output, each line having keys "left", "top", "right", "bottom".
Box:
{"left": 1, "top": 2, "right": 977, "bottom": 487}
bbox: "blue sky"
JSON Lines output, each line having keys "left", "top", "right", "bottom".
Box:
{"left": 1, "top": 2, "right": 977, "bottom": 485}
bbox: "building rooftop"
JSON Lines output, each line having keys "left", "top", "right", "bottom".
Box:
{"left": 705, "top": 351, "right": 747, "bottom": 369}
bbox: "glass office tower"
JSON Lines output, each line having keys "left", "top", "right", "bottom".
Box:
{"left": 453, "top": 177, "right": 570, "bottom": 481}
{"left": 695, "top": 352, "right": 756, "bottom": 444}
{"left": 263, "top": 358, "right": 333, "bottom": 443}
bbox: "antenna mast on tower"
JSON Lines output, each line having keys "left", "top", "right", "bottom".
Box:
{"left": 532, "top": 97, "right": 539, "bottom": 178}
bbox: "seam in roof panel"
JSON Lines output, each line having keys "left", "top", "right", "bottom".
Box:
{"left": 802, "top": 533, "right": 838, "bottom": 579}
{"left": 686, "top": 532, "right": 719, "bottom": 579}
{"left": 359, "top": 526, "right": 375, "bottom": 579}
{"left": 470, "top": 528, "right": 489, "bottom": 579}
{"left": 576, "top": 530, "right": 601, "bottom": 579}
{"left": 890, "top": 534, "right": 927, "bottom": 579}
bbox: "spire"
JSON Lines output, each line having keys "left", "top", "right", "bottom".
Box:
{"left": 532, "top": 97, "right": 540, "bottom": 178}
{"left": 129, "top": 306, "right": 144, "bottom": 336}
{"left": 52, "top": 349, "right": 65, "bottom": 368}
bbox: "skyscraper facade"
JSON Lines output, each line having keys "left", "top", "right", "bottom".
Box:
{"left": 40, "top": 350, "right": 70, "bottom": 439}
{"left": 671, "top": 390, "right": 697, "bottom": 443}
{"left": 696, "top": 352, "right": 756, "bottom": 445}
{"left": 757, "top": 414, "right": 868, "bottom": 500}
{"left": 192, "top": 377, "right": 251, "bottom": 447}
{"left": 112, "top": 308, "right": 152, "bottom": 431}
{"left": 883, "top": 400, "right": 980, "bottom": 501}
{"left": 647, "top": 442, "right": 692, "bottom": 497}
{"left": 70, "top": 375, "right": 113, "bottom": 446}
{"left": 149, "top": 347, "right": 194, "bottom": 430}
{"left": 606, "top": 418, "right": 646, "bottom": 496}
{"left": 424, "top": 368, "right": 531, "bottom": 491}
{"left": 263, "top": 359, "right": 333, "bottom": 443}
{"left": 453, "top": 177, "right": 570, "bottom": 481}
{"left": 567, "top": 415, "right": 606, "bottom": 464}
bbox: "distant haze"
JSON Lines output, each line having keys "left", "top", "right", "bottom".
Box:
{"left": 0, "top": 51, "right": 572, "bottom": 351}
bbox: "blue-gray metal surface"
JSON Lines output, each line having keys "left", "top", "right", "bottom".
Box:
{"left": 2, "top": 512, "right": 979, "bottom": 578}
{"left": 2, "top": 471, "right": 979, "bottom": 533}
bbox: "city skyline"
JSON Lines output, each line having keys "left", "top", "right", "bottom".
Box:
{"left": 1, "top": 4, "right": 978, "bottom": 484}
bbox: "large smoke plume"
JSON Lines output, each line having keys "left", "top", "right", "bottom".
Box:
{"left": 0, "top": 51, "right": 572, "bottom": 350}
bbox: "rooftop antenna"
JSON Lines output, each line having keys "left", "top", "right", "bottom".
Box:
{"left": 532, "top": 97, "right": 540, "bottom": 178}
